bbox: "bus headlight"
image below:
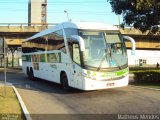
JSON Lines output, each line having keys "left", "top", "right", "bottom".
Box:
{"left": 82, "top": 72, "right": 97, "bottom": 80}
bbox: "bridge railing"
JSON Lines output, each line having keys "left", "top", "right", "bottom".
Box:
{"left": 0, "top": 23, "right": 57, "bottom": 27}
{"left": 0, "top": 23, "right": 57, "bottom": 33}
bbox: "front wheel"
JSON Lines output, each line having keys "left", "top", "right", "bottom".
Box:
{"left": 26, "top": 67, "right": 30, "bottom": 78}
{"left": 61, "top": 73, "right": 70, "bottom": 91}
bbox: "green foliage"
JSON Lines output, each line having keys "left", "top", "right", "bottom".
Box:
{"left": 107, "top": 0, "right": 160, "bottom": 33}
{"left": 133, "top": 71, "right": 160, "bottom": 83}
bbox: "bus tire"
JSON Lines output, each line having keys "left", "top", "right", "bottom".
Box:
{"left": 26, "top": 67, "right": 30, "bottom": 79}
{"left": 29, "top": 68, "right": 35, "bottom": 81}
{"left": 60, "top": 72, "right": 70, "bottom": 91}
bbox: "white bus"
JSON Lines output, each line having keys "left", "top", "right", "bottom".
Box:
{"left": 22, "top": 22, "right": 135, "bottom": 90}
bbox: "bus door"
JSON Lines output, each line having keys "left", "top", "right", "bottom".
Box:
{"left": 72, "top": 43, "right": 83, "bottom": 89}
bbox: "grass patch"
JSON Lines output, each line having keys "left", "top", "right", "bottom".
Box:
{"left": 133, "top": 71, "right": 160, "bottom": 83}
{"left": 0, "top": 86, "right": 24, "bottom": 120}
{"left": 129, "top": 68, "right": 160, "bottom": 74}
{"left": 130, "top": 83, "right": 160, "bottom": 89}
{"left": 129, "top": 68, "right": 160, "bottom": 89}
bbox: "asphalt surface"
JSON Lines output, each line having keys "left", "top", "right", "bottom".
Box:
{"left": 0, "top": 68, "right": 160, "bottom": 120}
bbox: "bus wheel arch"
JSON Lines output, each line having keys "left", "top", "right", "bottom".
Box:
{"left": 60, "top": 71, "right": 70, "bottom": 90}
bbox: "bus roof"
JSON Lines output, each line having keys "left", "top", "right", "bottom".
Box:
{"left": 24, "top": 21, "right": 119, "bottom": 42}
{"left": 63, "top": 21, "right": 118, "bottom": 30}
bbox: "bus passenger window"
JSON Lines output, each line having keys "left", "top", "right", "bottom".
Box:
{"left": 40, "top": 54, "right": 46, "bottom": 62}
{"left": 73, "top": 44, "right": 81, "bottom": 65}
{"left": 47, "top": 53, "right": 58, "bottom": 63}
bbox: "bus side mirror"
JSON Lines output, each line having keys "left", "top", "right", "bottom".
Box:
{"left": 71, "top": 35, "right": 85, "bottom": 52}
{"left": 123, "top": 36, "right": 136, "bottom": 55}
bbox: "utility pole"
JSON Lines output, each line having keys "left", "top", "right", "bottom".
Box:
{"left": 3, "top": 36, "right": 6, "bottom": 97}
{"left": 0, "top": 37, "right": 6, "bottom": 97}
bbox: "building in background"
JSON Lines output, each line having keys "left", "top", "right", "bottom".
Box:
{"left": 121, "top": 28, "right": 160, "bottom": 67}
{"left": 28, "top": 0, "right": 41, "bottom": 25}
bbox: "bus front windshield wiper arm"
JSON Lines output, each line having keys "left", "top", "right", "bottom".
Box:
{"left": 97, "top": 50, "right": 122, "bottom": 71}
{"left": 111, "top": 53, "right": 122, "bottom": 70}
{"left": 97, "top": 52, "right": 107, "bottom": 71}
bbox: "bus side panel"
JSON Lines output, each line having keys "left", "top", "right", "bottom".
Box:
{"left": 60, "top": 53, "right": 74, "bottom": 87}
{"left": 33, "top": 62, "right": 47, "bottom": 80}
{"left": 71, "top": 63, "right": 83, "bottom": 89}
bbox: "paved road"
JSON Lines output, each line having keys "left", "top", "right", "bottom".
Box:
{"left": 0, "top": 69, "right": 160, "bottom": 120}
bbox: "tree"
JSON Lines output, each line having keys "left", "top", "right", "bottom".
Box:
{"left": 107, "top": 0, "right": 160, "bottom": 33}
{"left": 8, "top": 46, "right": 19, "bottom": 68}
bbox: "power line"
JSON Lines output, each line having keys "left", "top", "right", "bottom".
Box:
{"left": 48, "top": 10, "right": 113, "bottom": 14}
{"left": 0, "top": 0, "right": 115, "bottom": 22}
{"left": 0, "top": 0, "right": 106, "bottom": 3}
{"left": 0, "top": 1, "right": 107, "bottom": 5}
{"left": 0, "top": 9, "right": 113, "bottom": 15}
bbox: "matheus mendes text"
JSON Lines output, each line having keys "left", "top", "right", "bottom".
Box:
{"left": 118, "top": 114, "right": 160, "bottom": 120}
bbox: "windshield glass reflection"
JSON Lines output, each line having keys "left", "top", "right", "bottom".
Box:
{"left": 78, "top": 30, "right": 127, "bottom": 69}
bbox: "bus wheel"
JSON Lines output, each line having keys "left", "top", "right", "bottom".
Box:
{"left": 29, "top": 68, "right": 35, "bottom": 81}
{"left": 61, "top": 73, "right": 69, "bottom": 91}
{"left": 26, "top": 67, "right": 30, "bottom": 78}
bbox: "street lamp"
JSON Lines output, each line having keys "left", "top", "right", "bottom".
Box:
{"left": 64, "top": 10, "right": 71, "bottom": 22}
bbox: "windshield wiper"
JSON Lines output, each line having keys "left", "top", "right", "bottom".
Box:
{"left": 97, "top": 49, "right": 122, "bottom": 71}
{"left": 97, "top": 52, "right": 107, "bottom": 71}
{"left": 111, "top": 55, "right": 122, "bottom": 70}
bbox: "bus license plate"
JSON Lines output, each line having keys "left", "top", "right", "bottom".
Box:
{"left": 107, "top": 83, "right": 115, "bottom": 87}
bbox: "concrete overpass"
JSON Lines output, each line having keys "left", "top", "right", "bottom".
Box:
{"left": 0, "top": 23, "right": 57, "bottom": 47}
{"left": 0, "top": 23, "right": 55, "bottom": 67}
{"left": 120, "top": 26, "right": 160, "bottom": 50}
{"left": 0, "top": 23, "right": 159, "bottom": 67}
{"left": 0, "top": 23, "right": 159, "bottom": 49}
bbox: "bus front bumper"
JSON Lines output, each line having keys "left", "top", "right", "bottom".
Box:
{"left": 83, "top": 75, "right": 129, "bottom": 90}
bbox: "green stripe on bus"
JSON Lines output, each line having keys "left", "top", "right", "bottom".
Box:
{"left": 116, "top": 67, "right": 129, "bottom": 76}
{"left": 87, "top": 67, "right": 128, "bottom": 77}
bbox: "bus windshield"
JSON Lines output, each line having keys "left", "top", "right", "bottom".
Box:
{"left": 78, "top": 30, "right": 127, "bottom": 69}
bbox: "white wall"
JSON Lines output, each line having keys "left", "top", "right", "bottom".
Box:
{"left": 127, "top": 49, "right": 160, "bottom": 66}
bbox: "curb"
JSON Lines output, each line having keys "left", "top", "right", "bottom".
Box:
{"left": 12, "top": 86, "right": 32, "bottom": 120}
{"left": 130, "top": 85, "right": 160, "bottom": 91}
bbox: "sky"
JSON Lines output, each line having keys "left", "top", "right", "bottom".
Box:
{"left": 0, "top": 0, "right": 121, "bottom": 25}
